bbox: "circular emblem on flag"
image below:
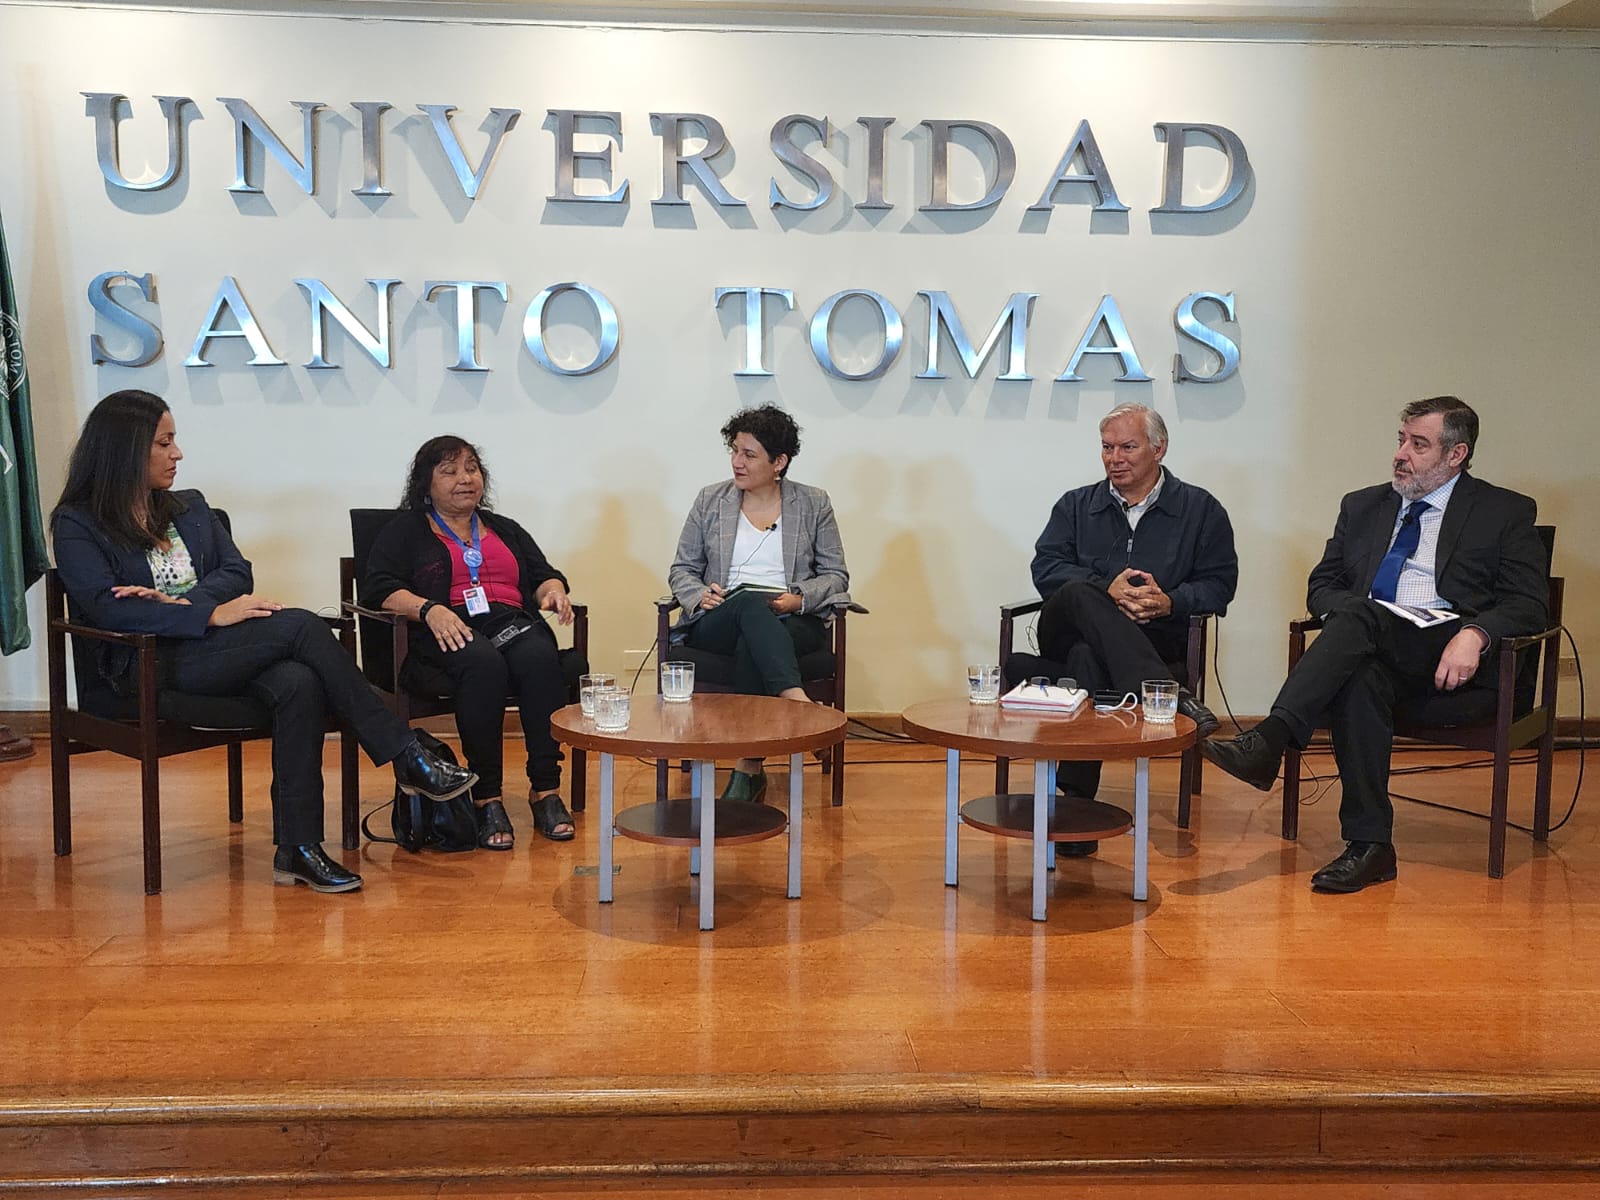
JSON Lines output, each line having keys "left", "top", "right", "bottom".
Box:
{"left": 0, "top": 310, "right": 23, "bottom": 397}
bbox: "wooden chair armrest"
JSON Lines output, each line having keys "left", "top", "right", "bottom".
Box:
{"left": 48, "top": 617, "right": 156, "bottom": 649}
{"left": 1289, "top": 615, "right": 1325, "bottom": 635}
{"left": 655, "top": 595, "right": 682, "bottom": 615}
{"left": 340, "top": 599, "right": 406, "bottom": 624}
{"left": 1000, "top": 597, "right": 1044, "bottom": 619}
{"left": 1501, "top": 625, "right": 1560, "bottom": 654}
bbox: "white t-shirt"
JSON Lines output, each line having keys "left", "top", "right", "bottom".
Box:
{"left": 728, "top": 512, "right": 786, "bottom": 590}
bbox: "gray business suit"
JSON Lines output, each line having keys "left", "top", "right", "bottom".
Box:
{"left": 667, "top": 478, "right": 852, "bottom": 696}
{"left": 668, "top": 479, "right": 852, "bottom": 629}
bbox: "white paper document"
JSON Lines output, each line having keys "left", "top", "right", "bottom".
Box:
{"left": 1375, "top": 600, "right": 1460, "bottom": 628}
{"left": 999, "top": 681, "right": 1089, "bottom": 714}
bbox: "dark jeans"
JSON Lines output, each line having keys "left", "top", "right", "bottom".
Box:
{"left": 1036, "top": 581, "right": 1183, "bottom": 799}
{"left": 1271, "top": 601, "right": 1478, "bottom": 843}
{"left": 166, "top": 608, "right": 414, "bottom": 846}
{"left": 404, "top": 619, "right": 568, "bottom": 796}
{"left": 684, "top": 590, "right": 826, "bottom": 695}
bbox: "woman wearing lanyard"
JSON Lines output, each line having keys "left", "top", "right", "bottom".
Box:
{"left": 363, "top": 436, "right": 581, "bottom": 847}
{"left": 667, "top": 404, "right": 853, "bottom": 803}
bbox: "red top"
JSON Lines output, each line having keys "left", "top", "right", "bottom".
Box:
{"left": 433, "top": 521, "right": 524, "bottom": 608}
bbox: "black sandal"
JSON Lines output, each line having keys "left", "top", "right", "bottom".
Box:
{"left": 475, "top": 798, "right": 514, "bottom": 851}
{"left": 530, "top": 793, "right": 576, "bottom": 841}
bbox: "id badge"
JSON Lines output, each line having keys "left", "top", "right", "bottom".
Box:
{"left": 462, "top": 585, "right": 490, "bottom": 616}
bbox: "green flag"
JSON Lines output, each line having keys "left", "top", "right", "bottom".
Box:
{"left": 0, "top": 204, "right": 50, "bottom": 656}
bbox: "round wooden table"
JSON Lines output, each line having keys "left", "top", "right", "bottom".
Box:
{"left": 901, "top": 698, "right": 1196, "bottom": 919}
{"left": 552, "top": 693, "right": 848, "bottom": 930}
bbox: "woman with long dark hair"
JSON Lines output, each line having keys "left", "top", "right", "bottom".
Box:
{"left": 360, "top": 436, "right": 582, "bottom": 847}
{"left": 52, "top": 390, "right": 476, "bottom": 894}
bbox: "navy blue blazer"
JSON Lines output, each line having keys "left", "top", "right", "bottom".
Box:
{"left": 53, "top": 489, "right": 253, "bottom": 701}
{"left": 1030, "top": 469, "right": 1239, "bottom": 637}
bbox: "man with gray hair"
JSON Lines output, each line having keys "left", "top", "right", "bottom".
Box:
{"left": 1024, "top": 402, "right": 1236, "bottom": 852}
{"left": 1203, "top": 396, "right": 1547, "bottom": 893}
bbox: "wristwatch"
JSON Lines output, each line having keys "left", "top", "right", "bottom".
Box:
{"left": 419, "top": 600, "right": 439, "bottom": 623}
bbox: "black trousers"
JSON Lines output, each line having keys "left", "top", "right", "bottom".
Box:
{"left": 1270, "top": 601, "right": 1483, "bottom": 843}
{"left": 404, "top": 619, "right": 569, "bottom": 797}
{"left": 166, "top": 608, "right": 414, "bottom": 846}
{"left": 684, "top": 590, "right": 826, "bottom": 695}
{"left": 1036, "top": 581, "right": 1183, "bottom": 799}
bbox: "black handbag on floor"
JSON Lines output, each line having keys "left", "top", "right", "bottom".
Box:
{"left": 361, "top": 730, "right": 478, "bottom": 853}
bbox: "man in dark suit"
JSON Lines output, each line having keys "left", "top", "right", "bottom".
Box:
{"left": 1203, "top": 396, "right": 1547, "bottom": 893}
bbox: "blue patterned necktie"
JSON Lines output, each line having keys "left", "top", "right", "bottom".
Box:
{"left": 1370, "top": 500, "right": 1431, "bottom": 603}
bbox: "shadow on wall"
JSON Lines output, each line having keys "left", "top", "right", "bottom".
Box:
{"left": 841, "top": 451, "right": 1021, "bottom": 712}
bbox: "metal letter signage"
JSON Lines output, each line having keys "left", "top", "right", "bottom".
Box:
{"left": 84, "top": 93, "right": 192, "bottom": 192}
{"left": 83, "top": 94, "right": 1254, "bottom": 387}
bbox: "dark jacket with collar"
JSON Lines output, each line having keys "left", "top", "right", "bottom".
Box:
{"left": 359, "top": 508, "right": 567, "bottom": 639}
{"left": 52, "top": 489, "right": 253, "bottom": 706}
{"left": 1030, "top": 469, "right": 1238, "bottom": 641}
{"left": 1306, "top": 471, "right": 1547, "bottom": 647}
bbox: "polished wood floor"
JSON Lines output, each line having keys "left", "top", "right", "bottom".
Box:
{"left": 1, "top": 729, "right": 1596, "bottom": 1192}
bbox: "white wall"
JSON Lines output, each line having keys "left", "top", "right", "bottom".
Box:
{"left": 1, "top": 4, "right": 1596, "bottom": 714}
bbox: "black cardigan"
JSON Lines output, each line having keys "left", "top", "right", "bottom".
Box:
{"left": 360, "top": 508, "right": 568, "bottom": 625}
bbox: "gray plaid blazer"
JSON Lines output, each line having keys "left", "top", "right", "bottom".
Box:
{"left": 668, "top": 478, "right": 852, "bottom": 631}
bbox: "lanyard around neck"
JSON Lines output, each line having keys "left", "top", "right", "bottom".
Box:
{"left": 430, "top": 511, "right": 483, "bottom": 584}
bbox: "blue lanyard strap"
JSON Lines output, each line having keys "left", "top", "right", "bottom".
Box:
{"left": 429, "top": 511, "right": 483, "bottom": 584}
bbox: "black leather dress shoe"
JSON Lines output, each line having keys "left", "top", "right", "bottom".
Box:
{"left": 1177, "top": 690, "right": 1219, "bottom": 739}
{"left": 273, "top": 844, "right": 362, "bottom": 893}
{"left": 1199, "top": 729, "right": 1281, "bottom": 791}
{"left": 1057, "top": 840, "right": 1098, "bottom": 858}
{"left": 392, "top": 739, "right": 477, "bottom": 802}
{"left": 1311, "top": 841, "right": 1397, "bottom": 894}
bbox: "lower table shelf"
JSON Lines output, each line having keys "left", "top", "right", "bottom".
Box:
{"left": 614, "top": 798, "right": 788, "bottom": 847}
{"left": 959, "top": 793, "right": 1132, "bottom": 842}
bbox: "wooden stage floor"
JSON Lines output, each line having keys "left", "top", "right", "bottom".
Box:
{"left": 1, "top": 728, "right": 1597, "bottom": 1194}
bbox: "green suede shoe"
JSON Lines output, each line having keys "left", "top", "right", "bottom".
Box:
{"left": 719, "top": 768, "right": 768, "bottom": 804}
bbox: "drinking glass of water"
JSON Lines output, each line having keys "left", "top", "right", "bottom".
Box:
{"left": 593, "top": 687, "right": 631, "bottom": 731}
{"left": 1141, "top": 679, "right": 1178, "bottom": 723}
{"left": 967, "top": 664, "right": 1001, "bottom": 704}
{"left": 660, "top": 661, "right": 695, "bottom": 703}
{"left": 579, "top": 673, "right": 616, "bottom": 718}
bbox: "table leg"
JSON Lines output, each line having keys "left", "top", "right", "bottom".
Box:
{"left": 1133, "top": 756, "right": 1150, "bottom": 902}
{"left": 944, "top": 748, "right": 960, "bottom": 887}
{"left": 689, "top": 760, "right": 702, "bottom": 877}
{"left": 1032, "top": 757, "right": 1050, "bottom": 921}
{"left": 787, "top": 751, "right": 802, "bottom": 899}
{"left": 599, "top": 752, "right": 615, "bottom": 904}
{"left": 1046, "top": 760, "right": 1057, "bottom": 872}
{"left": 698, "top": 759, "right": 716, "bottom": 931}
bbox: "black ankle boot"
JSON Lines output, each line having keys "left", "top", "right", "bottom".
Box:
{"left": 273, "top": 843, "right": 362, "bottom": 893}
{"left": 392, "top": 738, "right": 477, "bottom": 802}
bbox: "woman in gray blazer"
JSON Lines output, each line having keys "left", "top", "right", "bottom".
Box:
{"left": 667, "top": 404, "right": 851, "bottom": 802}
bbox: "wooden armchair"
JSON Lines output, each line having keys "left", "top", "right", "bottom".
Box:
{"left": 339, "top": 508, "right": 590, "bottom": 812}
{"left": 653, "top": 597, "right": 859, "bottom": 806}
{"left": 996, "top": 598, "right": 1212, "bottom": 828}
{"left": 1281, "top": 525, "right": 1562, "bottom": 879}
